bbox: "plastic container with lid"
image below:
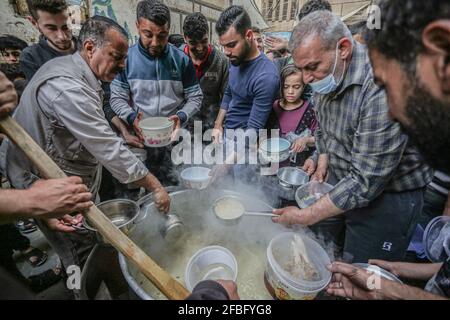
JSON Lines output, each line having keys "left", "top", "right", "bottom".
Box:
{"left": 265, "top": 232, "right": 332, "bottom": 300}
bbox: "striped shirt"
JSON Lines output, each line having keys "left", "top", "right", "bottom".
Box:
{"left": 314, "top": 42, "right": 433, "bottom": 211}
{"left": 430, "top": 171, "right": 450, "bottom": 196}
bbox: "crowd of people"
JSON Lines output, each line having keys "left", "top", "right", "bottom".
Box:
{"left": 0, "top": 0, "right": 449, "bottom": 300}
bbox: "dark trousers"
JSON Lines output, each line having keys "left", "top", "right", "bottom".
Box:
{"left": 99, "top": 168, "right": 140, "bottom": 202}
{"left": 310, "top": 176, "right": 424, "bottom": 263}
{"left": 0, "top": 224, "right": 31, "bottom": 285}
{"left": 145, "top": 147, "right": 178, "bottom": 186}
{"left": 0, "top": 266, "right": 34, "bottom": 300}
{"left": 418, "top": 185, "right": 447, "bottom": 229}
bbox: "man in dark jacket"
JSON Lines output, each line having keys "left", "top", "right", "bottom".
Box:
{"left": 20, "top": 0, "right": 75, "bottom": 81}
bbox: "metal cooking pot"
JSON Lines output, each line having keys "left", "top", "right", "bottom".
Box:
{"left": 83, "top": 199, "right": 140, "bottom": 245}
{"left": 259, "top": 138, "right": 293, "bottom": 164}
{"left": 277, "top": 167, "right": 309, "bottom": 191}
{"left": 119, "top": 188, "right": 293, "bottom": 300}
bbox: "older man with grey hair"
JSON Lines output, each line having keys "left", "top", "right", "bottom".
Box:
{"left": 0, "top": 16, "right": 170, "bottom": 288}
{"left": 273, "top": 11, "right": 432, "bottom": 263}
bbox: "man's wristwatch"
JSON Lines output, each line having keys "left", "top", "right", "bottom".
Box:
{"left": 176, "top": 111, "right": 188, "bottom": 124}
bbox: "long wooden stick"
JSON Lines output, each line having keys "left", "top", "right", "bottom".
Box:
{"left": 0, "top": 116, "right": 190, "bottom": 300}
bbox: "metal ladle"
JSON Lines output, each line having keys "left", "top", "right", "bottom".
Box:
{"left": 161, "top": 213, "right": 185, "bottom": 243}
{"left": 212, "top": 196, "right": 277, "bottom": 224}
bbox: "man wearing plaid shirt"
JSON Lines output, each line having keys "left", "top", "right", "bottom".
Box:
{"left": 273, "top": 11, "right": 433, "bottom": 262}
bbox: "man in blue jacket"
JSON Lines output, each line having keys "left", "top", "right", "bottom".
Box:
{"left": 110, "top": 0, "right": 203, "bottom": 184}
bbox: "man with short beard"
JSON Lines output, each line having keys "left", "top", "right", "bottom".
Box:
{"left": 110, "top": 0, "right": 202, "bottom": 136}
{"left": 325, "top": 0, "right": 450, "bottom": 300}
{"left": 212, "top": 6, "right": 279, "bottom": 142}
{"left": 182, "top": 12, "right": 229, "bottom": 131}
{"left": 110, "top": 0, "right": 202, "bottom": 185}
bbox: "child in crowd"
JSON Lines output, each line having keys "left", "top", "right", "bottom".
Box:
{"left": 271, "top": 65, "right": 318, "bottom": 166}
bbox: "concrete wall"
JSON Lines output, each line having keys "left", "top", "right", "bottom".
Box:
{"left": 1, "top": 0, "right": 268, "bottom": 47}
{"left": 258, "top": 0, "right": 372, "bottom": 32}
{"left": 90, "top": 0, "right": 228, "bottom": 45}
{"left": 0, "top": 1, "right": 41, "bottom": 43}
{"left": 0, "top": 0, "right": 87, "bottom": 43}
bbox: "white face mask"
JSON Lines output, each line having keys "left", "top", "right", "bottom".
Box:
{"left": 309, "top": 43, "right": 346, "bottom": 95}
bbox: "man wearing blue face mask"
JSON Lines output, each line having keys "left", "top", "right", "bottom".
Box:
{"left": 273, "top": 11, "right": 433, "bottom": 263}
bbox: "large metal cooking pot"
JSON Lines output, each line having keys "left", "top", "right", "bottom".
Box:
{"left": 80, "top": 245, "right": 131, "bottom": 300}
{"left": 119, "top": 187, "right": 300, "bottom": 300}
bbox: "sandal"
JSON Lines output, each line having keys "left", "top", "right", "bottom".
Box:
{"left": 17, "top": 219, "right": 37, "bottom": 234}
{"left": 22, "top": 247, "right": 48, "bottom": 267}
{"left": 28, "top": 269, "right": 62, "bottom": 293}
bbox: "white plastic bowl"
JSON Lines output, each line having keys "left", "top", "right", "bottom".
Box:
{"left": 139, "top": 117, "right": 174, "bottom": 148}
{"left": 265, "top": 232, "right": 332, "bottom": 300}
{"left": 185, "top": 246, "right": 238, "bottom": 292}
{"left": 180, "top": 167, "right": 211, "bottom": 190}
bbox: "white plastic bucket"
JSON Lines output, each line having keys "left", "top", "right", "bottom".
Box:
{"left": 265, "top": 232, "right": 332, "bottom": 300}
{"left": 185, "top": 246, "right": 238, "bottom": 292}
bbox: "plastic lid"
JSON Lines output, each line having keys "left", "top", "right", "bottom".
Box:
{"left": 423, "top": 216, "right": 450, "bottom": 263}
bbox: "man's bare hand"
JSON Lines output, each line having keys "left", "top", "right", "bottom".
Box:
{"left": 326, "top": 262, "right": 391, "bottom": 300}
{"left": 153, "top": 187, "right": 170, "bottom": 213}
{"left": 169, "top": 115, "right": 181, "bottom": 142}
{"left": 311, "top": 154, "right": 329, "bottom": 183}
{"left": 272, "top": 206, "right": 316, "bottom": 226}
{"left": 132, "top": 112, "right": 144, "bottom": 141}
{"left": 265, "top": 36, "right": 288, "bottom": 52}
{"left": 211, "top": 125, "right": 224, "bottom": 144}
{"left": 122, "top": 129, "right": 144, "bottom": 148}
{"left": 0, "top": 72, "right": 18, "bottom": 118}
{"left": 302, "top": 158, "right": 316, "bottom": 176}
{"left": 45, "top": 215, "right": 82, "bottom": 233}
{"left": 24, "top": 177, "right": 93, "bottom": 219}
